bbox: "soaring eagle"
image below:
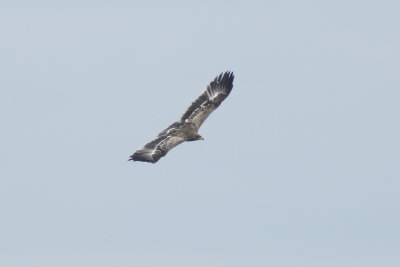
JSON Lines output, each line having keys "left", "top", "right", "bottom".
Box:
{"left": 130, "top": 71, "right": 234, "bottom": 163}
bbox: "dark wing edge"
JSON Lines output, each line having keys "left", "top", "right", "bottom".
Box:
{"left": 129, "top": 122, "right": 184, "bottom": 163}
{"left": 180, "top": 71, "right": 234, "bottom": 130}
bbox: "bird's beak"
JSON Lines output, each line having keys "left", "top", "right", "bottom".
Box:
{"left": 198, "top": 137, "right": 204, "bottom": 140}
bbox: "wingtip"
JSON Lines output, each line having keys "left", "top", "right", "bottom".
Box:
{"left": 226, "top": 71, "right": 234, "bottom": 79}
{"left": 129, "top": 149, "right": 161, "bottom": 163}
{"left": 214, "top": 71, "right": 234, "bottom": 91}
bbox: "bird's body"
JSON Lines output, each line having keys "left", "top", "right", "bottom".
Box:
{"left": 130, "top": 71, "right": 234, "bottom": 163}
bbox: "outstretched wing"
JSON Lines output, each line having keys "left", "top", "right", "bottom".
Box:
{"left": 180, "top": 71, "right": 234, "bottom": 130}
{"left": 129, "top": 122, "right": 185, "bottom": 163}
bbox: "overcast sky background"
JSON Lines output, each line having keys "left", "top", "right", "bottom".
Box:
{"left": 1, "top": 1, "right": 399, "bottom": 266}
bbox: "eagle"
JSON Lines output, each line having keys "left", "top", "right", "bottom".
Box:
{"left": 129, "top": 71, "right": 234, "bottom": 163}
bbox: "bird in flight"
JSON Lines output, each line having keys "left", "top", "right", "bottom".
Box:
{"left": 129, "top": 71, "right": 234, "bottom": 163}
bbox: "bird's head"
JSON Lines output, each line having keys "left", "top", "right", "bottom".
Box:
{"left": 189, "top": 134, "right": 204, "bottom": 141}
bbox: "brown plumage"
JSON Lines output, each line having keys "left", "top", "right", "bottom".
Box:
{"left": 129, "top": 71, "right": 234, "bottom": 163}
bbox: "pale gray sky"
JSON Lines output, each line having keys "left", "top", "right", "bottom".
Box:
{"left": 1, "top": 1, "right": 399, "bottom": 266}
